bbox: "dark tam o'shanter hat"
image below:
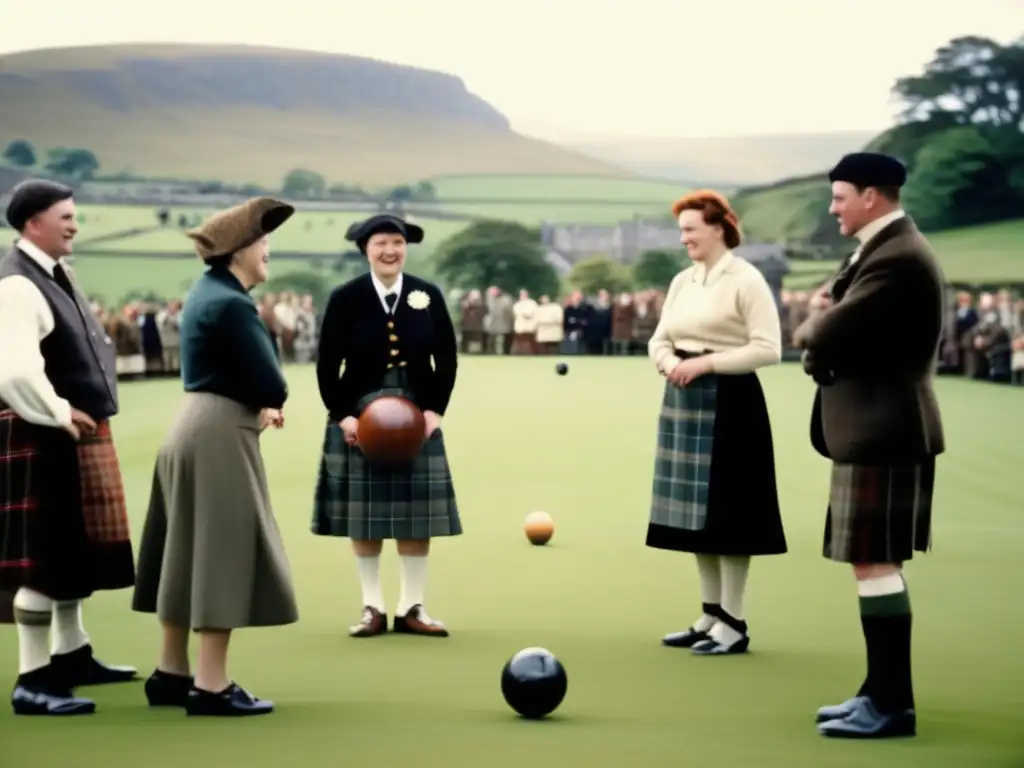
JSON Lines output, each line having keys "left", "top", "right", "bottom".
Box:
{"left": 828, "top": 152, "right": 907, "bottom": 190}
{"left": 186, "top": 197, "right": 295, "bottom": 261}
{"left": 345, "top": 213, "right": 424, "bottom": 253}
{"left": 5, "top": 179, "right": 75, "bottom": 232}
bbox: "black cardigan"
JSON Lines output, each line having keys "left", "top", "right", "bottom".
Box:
{"left": 316, "top": 272, "right": 457, "bottom": 421}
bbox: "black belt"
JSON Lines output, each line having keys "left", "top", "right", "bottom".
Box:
{"left": 674, "top": 349, "right": 713, "bottom": 360}
{"left": 354, "top": 368, "right": 417, "bottom": 414}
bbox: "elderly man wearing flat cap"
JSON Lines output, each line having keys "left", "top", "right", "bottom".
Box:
{"left": 793, "top": 152, "right": 945, "bottom": 739}
{"left": 131, "top": 197, "right": 298, "bottom": 717}
{"left": 0, "top": 179, "right": 138, "bottom": 716}
{"left": 312, "top": 213, "right": 462, "bottom": 639}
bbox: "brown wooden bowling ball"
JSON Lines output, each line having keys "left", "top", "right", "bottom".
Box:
{"left": 524, "top": 511, "right": 554, "bottom": 545}
{"left": 357, "top": 395, "right": 426, "bottom": 465}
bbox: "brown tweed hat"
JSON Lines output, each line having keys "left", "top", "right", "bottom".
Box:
{"left": 186, "top": 197, "right": 295, "bottom": 261}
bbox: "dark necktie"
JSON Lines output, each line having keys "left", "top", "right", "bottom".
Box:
{"left": 52, "top": 264, "right": 76, "bottom": 300}
{"left": 384, "top": 293, "right": 397, "bottom": 314}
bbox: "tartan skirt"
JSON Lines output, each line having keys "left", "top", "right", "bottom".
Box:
{"left": 823, "top": 458, "right": 935, "bottom": 563}
{"left": 646, "top": 355, "right": 786, "bottom": 556}
{"left": 0, "top": 410, "right": 135, "bottom": 612}
{"left": 311, "top": 420, "right": 462, "bottom": 541}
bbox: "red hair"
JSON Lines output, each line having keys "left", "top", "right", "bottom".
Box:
{"left": 670, "top": 189, "right": 742, "bottom": 249}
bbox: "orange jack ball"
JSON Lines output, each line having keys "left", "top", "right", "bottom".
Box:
{"left": 524, "top": 511, "right": 554, "bottom": 545}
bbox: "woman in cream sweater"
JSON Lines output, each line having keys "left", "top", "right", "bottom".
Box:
{"left": 647, "top": 190, "right": 786, "bottom": 656}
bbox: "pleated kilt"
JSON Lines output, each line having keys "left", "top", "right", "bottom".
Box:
{"left": 311, "top": 419, "right": 462, "bottom": 541}
{"left": 646, "top": 352, "right": 787, "bottom": 556}
{"left": 132, "top": 392, "right": 298, "bottom": 629}
{"left": 0, "top": 410, "right": 135, "bottom": 618}
{"left": 823, "top": 458, "right": 935, "bottom": 563}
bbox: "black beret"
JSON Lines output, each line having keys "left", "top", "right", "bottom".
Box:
{"left": 828, "top": 152, "right": 907, "bottom": 189}
{"left": 345, "top": 214, "right": 424, "bottom": 251}
{"left": 5, "top": 179, "right": 75, "bottom": 232}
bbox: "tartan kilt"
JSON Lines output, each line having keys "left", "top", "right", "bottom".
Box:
{"left": 646, "top": 356, "right": 786, "bottom": 556}
{"left": 0, "top": 410, "right": 135, "bottom": 614}
{"left": 311, "top": 420, "right": 462, "bottom": 541}
{"left": 823, "top": 458, "right": 935, "bottom": 563}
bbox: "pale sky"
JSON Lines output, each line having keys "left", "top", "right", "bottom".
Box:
{"left": 1, "top": 0, "right": 1019, "bottom": 140}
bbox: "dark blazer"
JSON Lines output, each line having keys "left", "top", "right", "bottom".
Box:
{"left": 794, "top": 215, "right": 945, "bottom": 464}
{"left": 316, "top": 272, "right": 457, "bottom": 421}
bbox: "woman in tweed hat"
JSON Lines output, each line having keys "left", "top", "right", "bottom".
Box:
{"left": 647, "top": 190, "right": 786, "bottom": 656}
{"left": 131, "top": 197, "right": 298, "bottom": 716}
{"left": 312, "top": 213, "right": 461, "bottom": 639}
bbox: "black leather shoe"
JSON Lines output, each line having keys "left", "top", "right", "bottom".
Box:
{"left": 691, "top": 612, "right": 749, "bottom": 655}
{"left": 144, "top": 670, "right": 193, "bottom": 708}
{"left": 817, "top": 697, "right": 915, "bottom": 738}
{"left": 691, "top": 635, "right": 750, "bottom": 655}
{"left": 51, "top": 644, "right": 137, "bottom": 688}
{"left": 816, "top": 696, "right": 869, "bottom": 723}
{"left": 185, "top": 683, "right": 274, "bottom": 717}
{"left": 11, "top": 667, "right": 95, "bottom": 716}
{"left": 661, "top": 628, "right": 709, "bottom": 647}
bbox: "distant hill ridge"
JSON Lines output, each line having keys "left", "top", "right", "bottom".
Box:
{"left": 0, "top": 43, "right": 509, "bottom": 129}
{"left": 0, "top": 43, "right": 627, "bottom": 185}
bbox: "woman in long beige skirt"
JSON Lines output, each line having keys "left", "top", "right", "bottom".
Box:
{"left": 132, "top": 197, "right": 298, "bottom": 717}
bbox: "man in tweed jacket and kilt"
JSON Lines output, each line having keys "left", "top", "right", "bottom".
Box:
{"left": 312, "top": 214, "right": 461, "bottom": 638}
{"left": 0, "top": 180, "right": 137, "bottom": 716}
{"left": 794, "top": 153, "right": 945, "bottom": 739}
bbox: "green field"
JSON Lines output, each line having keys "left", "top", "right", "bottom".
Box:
{"left": 781, "top": 219, "right": 1024, "bottom": 290}
{"left": 0, "top": 359, "right": 1020, "bottom": 766}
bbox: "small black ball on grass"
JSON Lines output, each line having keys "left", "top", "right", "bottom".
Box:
{"left": 555, "top": 362, "right": 568, "bottom": 375}
{"left": 501, "top": 647, "right": 567, "bottom": 719}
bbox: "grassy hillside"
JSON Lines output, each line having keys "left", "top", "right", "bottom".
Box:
{"left": 0, "top": 44, "right": 626, "bottom": 186}
{"left": 782, "top": 219, "right": 1024, "bottom": 289}
{"left": 67, "top": 174, "right": 685, "bottom": 254}
{"left": 731, "top": 174, "right": 834, "bottom": 246}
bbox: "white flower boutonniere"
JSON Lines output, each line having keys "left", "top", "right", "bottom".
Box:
{"left": 407, "top": 290, "right": 431, "bottom": 310}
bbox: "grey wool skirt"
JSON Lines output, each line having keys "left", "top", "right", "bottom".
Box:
{"left": 131, "top": 392, "right": 298, "bottom": 630}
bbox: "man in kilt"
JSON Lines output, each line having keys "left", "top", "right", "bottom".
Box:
{"left": 312, "top": 214, "right": 461, "bottom": 638}
{"left": 0, "top": 180, "right": 137, "bottom": 716}
{"left": 794, "top": 153, "right": 945, "bottom": 739}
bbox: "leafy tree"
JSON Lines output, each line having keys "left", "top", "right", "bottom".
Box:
{"left": 44, "top": 147, "right": 99, "bottom": 179}
{"left": 282, "top": 169, "right": 326, "bottom": 198}
{"left": 633, "top": 249, "right": 681, "bottom": 289}
{"left": 2, "top": 140, "right": 36, "bottom": 167}
{"left": 432, "top": 220, "right": 560, "bottom": 297}
{"left": 261, "top": 271, "right": 331, "bottom": 309}
{"left": 568, "top": 256, "right": 633, "bottom": 295}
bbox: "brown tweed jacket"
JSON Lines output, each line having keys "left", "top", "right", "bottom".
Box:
{"left": 793, "top": 215, "right": 945, "bottom": 464}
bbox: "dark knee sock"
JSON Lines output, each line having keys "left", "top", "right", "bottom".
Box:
{"left": 858, "top": 573, "right": 914, "bottom": 713}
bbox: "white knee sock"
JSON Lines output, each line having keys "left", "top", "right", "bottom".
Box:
{"left": 397, "top": 555, "right": 428, "bottom": 616}
{"left": 13, "top": 588, "right": 53, "bottom": 675}
{"left": 711, "top": 555, "right": 751, "bottom": 645}
{"left": 692, "top": 554, "right": 722, "bottom": 632}
{"left": 355, "top": 556, "right": 385, "bottom": 611}
{"left": 51, "top": 600, "right": 90, "bottom": 655}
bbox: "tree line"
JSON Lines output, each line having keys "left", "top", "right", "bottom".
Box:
{"left": 1, "top": 140, "right": 438, "bottom": 204}
{"left": 870, "top": 34, "right": 1024, "bottom": 232}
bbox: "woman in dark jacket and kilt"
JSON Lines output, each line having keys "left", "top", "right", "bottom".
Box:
{"left": 311, "top": 214, "right": 461, "bottom": 639}
{"left": 647, "top": 190, "right": 787, "bottom": 656}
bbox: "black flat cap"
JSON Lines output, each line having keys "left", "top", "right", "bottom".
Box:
{"left": 345, "top": 214, "right": 424, "bottom": 252}
{"left": 5, "top": 179, "right": 75, "bottom": 232}
{"left": 828, "top": 152, "right": 907, "bottom": 189}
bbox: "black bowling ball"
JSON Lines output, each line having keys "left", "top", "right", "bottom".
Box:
{"left": 555, "top": 362, "right": 568, "bottom": 375}
{"left": 500, "top": 647, "right": 567, "bottom": 719}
